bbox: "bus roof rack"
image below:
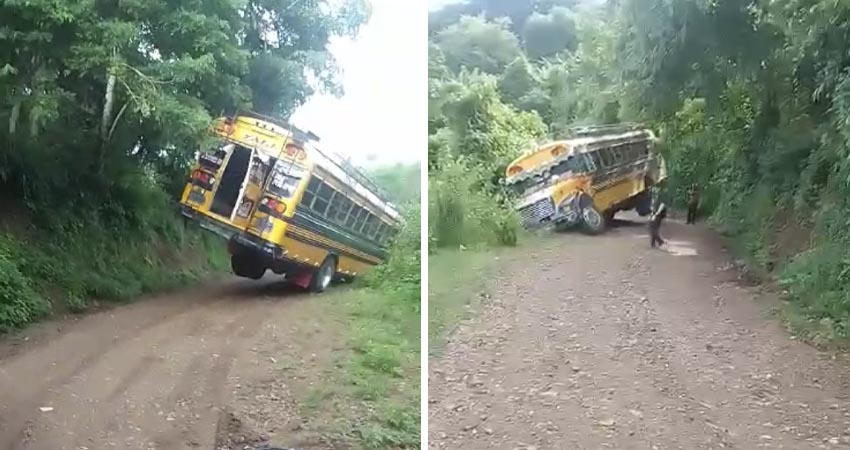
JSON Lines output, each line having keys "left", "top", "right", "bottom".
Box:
{"left": 230, "top": 109, "right": 398, "bottom": 213}
{"left": 561, "top": 123, "right": 646, "bottom": 139}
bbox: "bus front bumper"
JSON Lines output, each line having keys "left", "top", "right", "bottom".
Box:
{"left": 518, "top": 196, "right": 582, "bottom": 230}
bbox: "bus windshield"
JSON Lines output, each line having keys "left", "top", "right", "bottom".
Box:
{"left": 507, "top": 155, "right": 590, "bottom": 196}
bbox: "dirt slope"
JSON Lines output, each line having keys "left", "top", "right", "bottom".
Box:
{"left": 430, "top": 214, "right": 850, "bottom": 450}
{"left": 0, "top": 279, "right": 340, "bottom": 450}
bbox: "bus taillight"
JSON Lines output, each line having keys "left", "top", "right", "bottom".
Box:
{"left": 192, "top": 170, "right": 215, "bottom": 188}
{"left": 260, "top": 197, "right": 287, "bottom": 218}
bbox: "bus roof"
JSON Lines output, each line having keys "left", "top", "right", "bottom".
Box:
{"left": 504, "top": 129, "right": 655, "bottom": 182}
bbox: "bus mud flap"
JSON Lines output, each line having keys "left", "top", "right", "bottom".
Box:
{"left": 289, "top": 270, "right": 312, "bottom": 289}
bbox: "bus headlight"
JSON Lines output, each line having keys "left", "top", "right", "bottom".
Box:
{"left": 558, "top": 195, "right": 581, "bottom": 223}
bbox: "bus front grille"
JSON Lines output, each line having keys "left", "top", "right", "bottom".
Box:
{"left": 518, "top": 197, "right": 555, "bottom": 227}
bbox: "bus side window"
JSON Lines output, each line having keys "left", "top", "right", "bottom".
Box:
{"left": 313, "top": 181, "right": 334, "bottom": 215}
{"left": 617, "top": 144, "right": 628, "bottom": 163}
{"left": 336, "top": 196, "right": 353, "bottom": 225}
{"left": 610, "top": 146, "right": 622, "bottom": 164}
{"left": 581, "top": 154, "right": 594, "bottom": 172}
{"left": 326, "top": 189, "right": 342, "bottom": 220}
{"left": 600, "top": 148, "right": 614, "bottom": 167}
{"left": 387, "top": 227, "right": 399, "bottom": 243}
{"left": 347, "top": 206, "right": 363, "bottom": 228}
{"left": 365, "top": 214, "right": 379, "bottom": 238}
{"left": 375, "top": 222, "right": 388, "bottom": 244}
{"left": 301, "top": 177, "right": 321, "bottom": 209}
{"left": 354, "top": 209, "right": 369, "bottom": 233}
{"left": 589, "top": 151, "right": 603, "bottom": 171}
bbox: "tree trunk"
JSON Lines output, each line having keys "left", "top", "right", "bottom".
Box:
{"left": 101, "top": 71, "right": 116, "bottom": 142}
{"left": 98, "top": 69, "right": 116, "bottom": 176}
{"left": 8, "top": 98, "right": 20, "bottom": 136}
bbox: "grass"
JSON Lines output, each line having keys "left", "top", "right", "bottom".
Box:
{"left": 291, "top": 285, "right": 420, "bottom": 449}
{"left": 428, "top": 232, "right": 549, "bottom": 352}
{"left": 428, "top": 248, "right": 502, "bottom": 354}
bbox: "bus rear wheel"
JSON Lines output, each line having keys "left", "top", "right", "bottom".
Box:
{"left": 309, "top": 256, "right": 337, "bottom": 293}
{"left": 635, "top": 190, "right": 652, "bottom": 216}
{"left": 231, "top": 253, "right": 266, "bottom": 280}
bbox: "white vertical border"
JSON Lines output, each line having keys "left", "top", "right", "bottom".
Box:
{"left": 417, "top": 0, "right": 429, "bottom": 447}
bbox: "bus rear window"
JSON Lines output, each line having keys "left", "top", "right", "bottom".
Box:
{"left": 267, "top": 162, "right": 305, "bottom": 199}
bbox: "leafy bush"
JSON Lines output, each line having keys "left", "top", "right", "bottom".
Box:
{"left": 429, "top": 159, "right": 520, "bottom": 248}
{"left": 0, "top": 202, "right": 228, "bottom": 330}
{"left": 0, "top": 240, "right": 49, "bottom": 330}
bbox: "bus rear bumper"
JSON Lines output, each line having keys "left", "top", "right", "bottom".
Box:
{"left": 180, "top": 205, "right": 240, "bottom": 240}
{"left": 181, "top": 205, "right": 286, "bottom": 261}
{"left": 228, "top": 233, "right": 285, "bottom": 261}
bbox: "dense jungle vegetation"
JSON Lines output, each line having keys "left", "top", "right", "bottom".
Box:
{"left": 428, "top": 0, "right": 850, "bottom": 341}
{"left": 0, "top": 0, "right": 420, "bottom": 332}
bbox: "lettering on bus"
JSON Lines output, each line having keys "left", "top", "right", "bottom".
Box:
{"left": 240, "top": 133, "right": 279, "bottom": 153}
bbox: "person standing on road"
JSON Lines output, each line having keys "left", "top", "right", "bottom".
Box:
{"left": 649, "top": 202, "right": 667, "bottom": 248}
{"left": 686, "top": 184, "right": 700, "bottom": 225}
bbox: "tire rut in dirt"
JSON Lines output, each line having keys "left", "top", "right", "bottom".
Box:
{"left": 1, "top": 284, "right": 295, "bottom": 450}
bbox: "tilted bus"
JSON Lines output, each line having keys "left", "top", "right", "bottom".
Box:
{"left": 504, "top": 124, "right": 666, "bottom": 234}
{"left": 179, "top": 112, "right": 402, "bottom": 292}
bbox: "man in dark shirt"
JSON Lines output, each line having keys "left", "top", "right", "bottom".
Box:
{"left": 686, "top": 184, "right": 700, "bottom": 225}
{"left": 649, "top": 202, "right": 667, "bottom": 248}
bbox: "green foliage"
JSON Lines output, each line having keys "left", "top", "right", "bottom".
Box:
{"left": 428, "top": 56, "right": 544, "bottom": 250}
{"left": 434, "top": 16, "right": 523, "bottom": 75}
{"left": 0, "top": 0, "right": 367, "bottom": 211}
{"left": 522, "top": 7, "right": 578, "bottom": 60}
{"left": 0, "top": 240, "right": 49, "bottom": 331}
{"left": 0, "top": 209, "right": 228, "bottom": 330}
{"left": 429, "top": 159, "right": 520, "bottom": 248}
{"left": 368, "top": 163, "right": 421, "bottom": 207}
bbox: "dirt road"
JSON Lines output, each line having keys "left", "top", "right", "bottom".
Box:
{"left": 430, "top": 214, "right": 850, "bottom": 449}
{"left": 0, "top": 279, "right": 339, "bottom": 450}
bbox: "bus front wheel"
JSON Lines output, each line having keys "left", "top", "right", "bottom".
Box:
{"left": 581, "top": 206, "right": 606, "bottom": 235}
{"left": 309, "top": 256, "right": 337, "bottom": 293}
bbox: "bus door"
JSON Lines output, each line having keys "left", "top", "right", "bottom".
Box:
{"left": 230, "top": 149, "right": 269, "bottom": 229}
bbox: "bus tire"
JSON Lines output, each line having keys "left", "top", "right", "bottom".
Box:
{"left": 309, "top": 256, "right": 337, "bottom": 293}
{"left": 635, "top": 190, "right": 652, "bottom": 216}
{"left": 581, "top": 205, "right": 606, "bottom": 235}
{"left": 231, "top": 253, "right": 266, "bottom": 280}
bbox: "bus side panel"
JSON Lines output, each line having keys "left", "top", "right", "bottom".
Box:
{"left": 278, "top": 234, "right": 329, "bottom": 269}
{"left": 593, "top": 175, "right": 646, "bottom": 212}
{"left": 276, "top": 234, "right": 372, "bottom": 277}
{"left": 337, "top": 254, "right": 373, "bottom": 277}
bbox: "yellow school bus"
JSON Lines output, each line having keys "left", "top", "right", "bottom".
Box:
{"left": 180, "top": 112, "right": 402, "bottom": 292}
{"left": 504, "top": 124, "right": 666, "bottom": 234}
